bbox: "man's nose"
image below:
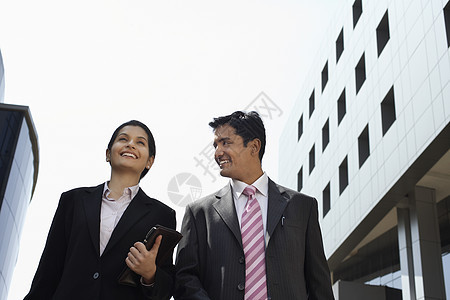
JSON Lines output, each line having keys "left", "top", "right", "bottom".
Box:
{"left": 214, "top": 145, "right": 223, "bottom": 158}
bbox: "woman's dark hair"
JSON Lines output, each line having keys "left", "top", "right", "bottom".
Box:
{"left": 107, "top": 120, "right": 156, "bottom": 179}
{"left": 209, "top": 111, "right": 266, "bottom": 161}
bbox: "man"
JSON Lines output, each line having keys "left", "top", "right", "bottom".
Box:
{"left": 175, "top": 111, "right": 334, "bottom": 299}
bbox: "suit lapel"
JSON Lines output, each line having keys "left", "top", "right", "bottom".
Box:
{"left": 212, "top": 184, "right": 243, "bottom": 247}
{"left": 102, "top": 188, "right": 154, "bottom": 255}
{"left": 83, "top": 184, "right": 104, "bottom": 257}
{"left": 266, "top": 179, "right": 288, "bottom": 243}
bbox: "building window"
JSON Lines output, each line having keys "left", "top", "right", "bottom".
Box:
{"left": 353, "top": 0, "right": 363, "bottom": 28}
{"left": 309, "top": 145, "right": 315, "bottom": 174}
{"left": 355, "top": 53, "right": 366, "bottom": 94}
{"left": 381, "top": 86, "right": 396, "bottom": 135}
{"left": 309, "top": 90, "right": 315, "bottom": 118}
{"left": 445, "top": 1, "right": 450, "bottom": 47}
{"left": 376, "top": 10, "right": 390, "bottom": 56}
{"left": 358, "top": 125, "right": 370, "bottom": 168}
{"left": 339, "top": 156, "right": 348, "bottom": 194}
{"left": 298, "top": 114, "right": 303, "bottom": 141}
{"left": 337, "top": 88, "right": 346, "bottom": 125}
{"left": 336, "top": 28, "right": 344, "bottom": 63}
{"left": 323, "top": 182, "right": 331, "bottom": 217}
{"left": 322, "top": 119, "right": 330, "bottom": 152}
{"left": 297, "top": 167, "right": 303, "bottom": 192}
{"left": 322, "top": 61, "right": 328, "bottom": 92}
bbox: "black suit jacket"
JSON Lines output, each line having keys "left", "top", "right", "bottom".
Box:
{"left": 24, "top": 184, "right": 176, "bottom": 300}
{"left": 174, "top": 179, "right": 334, "bottom": 300}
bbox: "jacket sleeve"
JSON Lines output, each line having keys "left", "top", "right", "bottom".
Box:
{"left": 24, "top": 192, "right": 72, "bottom": 300}
{"left": 304, "top": 198, "right": 335, "bottom": 300}
{"left": 141, "top": 208, "right": 177, "bottom": 300}
{"left": 173, "top": 205, "right": 211, "bottom": 300}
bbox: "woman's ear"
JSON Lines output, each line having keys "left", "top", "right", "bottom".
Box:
{"left": 106, "top": 149, "right": 111, "bottom": 162}
{"left": 146, "top": 156, "right": 155, "bottom": 170}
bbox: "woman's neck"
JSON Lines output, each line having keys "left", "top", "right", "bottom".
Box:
{"left": 108, "top": 171, "right": 140, "bottom": 199}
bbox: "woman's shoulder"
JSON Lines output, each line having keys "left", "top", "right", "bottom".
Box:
{"left": 137, "top": 188, "right": 175, "bottom": 213}
{"left": 61, "top": 183, "right": 104, "bottom": 197}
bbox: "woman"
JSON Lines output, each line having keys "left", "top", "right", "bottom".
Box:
{"left": 24, "top": 120, "right": 176, "bottom": 300}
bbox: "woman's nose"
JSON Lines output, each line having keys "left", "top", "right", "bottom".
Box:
{"left": 127, "top": 139, "right": 136, "bottom": 148}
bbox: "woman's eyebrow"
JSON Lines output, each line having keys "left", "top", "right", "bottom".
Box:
{"left": 137, "top": 136, "right": 148, "bottom": 141}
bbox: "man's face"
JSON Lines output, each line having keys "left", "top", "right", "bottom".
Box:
{"left": 213, "top": 124, "right": 253, "bottom": 181}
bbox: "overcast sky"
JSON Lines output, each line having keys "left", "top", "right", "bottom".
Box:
{"left": 0, "top": 1, "right": 341, "bottom": 298}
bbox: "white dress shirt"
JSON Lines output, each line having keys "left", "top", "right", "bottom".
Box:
{"left": 231, "top": 172, "right": 269, "bottom": 244}
{"left": 99, "top": 182, "right": 139, "bottom": 256}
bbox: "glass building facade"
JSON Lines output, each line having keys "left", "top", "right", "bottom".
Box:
{"left": 0, "top": 49, "right": 4, "bottom": 102}
{"left": 0, "top": 105, "right": 39, "bottom": 299}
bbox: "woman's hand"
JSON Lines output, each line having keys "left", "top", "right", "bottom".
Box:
{"left": 125, "top": 235, "right": 162, "bottom": 284}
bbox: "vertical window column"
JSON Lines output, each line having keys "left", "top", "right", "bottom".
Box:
{"left": 336, "top": 29, "right": 344, "bottom": 63}
{"left": 376, "top": 10, "right": 390, "bottom": 56}
{"left": 339, "top": 156, "right": 348, "bottom": 194}
{"left": 337, "top": 88, "right": 346, "bottom": 125}
{"left": 309, "top": 145, "right": 315, "bottom": 174}
{"left": 297, "top": 167, "right": 303, "bottom": 192}
{"left": 358, "top": 125, "right": 370, "bottom": 167}
{"left": 298, "top": 114, "right": 303, "bottom": 141}
{"left": 355, "top": 53, "right": 366, "bottom": 94}
{"left": 322, "top": 61, "right": 329, "bottom": 92}
{"left": 353, "top": 0, "right": 363, "bottom": 28}
{"left": 323, "top": 182, "right": 331, "bottom": 217}
{"left": 309, "top": 90, "right": 315, "bottom": 118}
{"left": 444, "top": 1, "right": 450, "bottom": 48}
{"left": 381, "top": 86, "right": 396, "bottom": 135}
{"left": 322, "top": 119, "right": 330, "bottom": 152}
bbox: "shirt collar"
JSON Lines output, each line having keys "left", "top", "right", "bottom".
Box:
{"left": 231, "top": 172, "right": 269, "bottom": 198}
{"left": 103, "top": 181, "right": 140, "bottom": 200}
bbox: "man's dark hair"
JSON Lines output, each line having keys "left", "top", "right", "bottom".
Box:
{"left": 209, "top": 111, "right": 266, "bottom": 161}
{"left": 107, "top": 120, "right": 156, "bottom": 179}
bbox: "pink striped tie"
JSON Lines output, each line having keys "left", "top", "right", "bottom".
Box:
{"left": 241, "top": 185, "right": 268, "bottom": 300}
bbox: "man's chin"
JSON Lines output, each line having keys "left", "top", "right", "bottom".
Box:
{"left": 219, "top": 169, "right": 232, "bottom": 178}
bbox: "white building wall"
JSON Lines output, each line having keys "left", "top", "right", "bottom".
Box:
{"left": 279, "top": 0, "right": 450, "bottom": 258}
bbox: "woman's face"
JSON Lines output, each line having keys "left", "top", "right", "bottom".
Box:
{"left": 107, "top": 125, "right": 154, "bottom": 176}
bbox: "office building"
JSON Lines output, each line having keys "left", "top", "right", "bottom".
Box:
{"left": 279, "top": 0, "right": 450, "bottom": 299}
{"left": 0, "top": 50, "right": 39, "bottom": 300}
{"left": 0, "top": 49, "right": 4, "bottom": 102}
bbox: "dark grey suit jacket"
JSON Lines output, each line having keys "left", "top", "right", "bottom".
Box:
{"left": 175, "top": 179, "right": 334, "bottom": 300}
{"left": 24, "top": 184, "right": 176, "bottom": 300}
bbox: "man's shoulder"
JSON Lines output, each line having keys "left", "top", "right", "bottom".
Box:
{"left": 270, "top": 180, "right": 316, "bottom": 202}
{"left": 187, "top": 184, "right": 230, "bottom": 208}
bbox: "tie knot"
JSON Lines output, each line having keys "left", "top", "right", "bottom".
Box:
{"left": 243, "top": 185, "right": 256, "bottom": 197}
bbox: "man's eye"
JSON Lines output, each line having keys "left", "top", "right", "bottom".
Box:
{"left": 138, "top": 141, "right": 145, "bottom": 145}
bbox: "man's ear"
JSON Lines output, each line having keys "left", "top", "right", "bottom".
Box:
{"left": 146, "top": 156, "right": 155, "bottom": 170}
{"left": 250, "top": 139, "right": 261, "bottom": 157}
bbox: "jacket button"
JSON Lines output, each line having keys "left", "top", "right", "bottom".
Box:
{"left": 93, "top": 272, "right": 99, "bottom": 279}
{"left": 239, "top": 256, "right": 245, "bottom": 264}
{"left": 237, "top": 283, "right": 245, "bottom": 291}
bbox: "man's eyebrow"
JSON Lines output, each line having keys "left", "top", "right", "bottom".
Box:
{"left": 216, "top": 137, "right": 231, "bottom": 143}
